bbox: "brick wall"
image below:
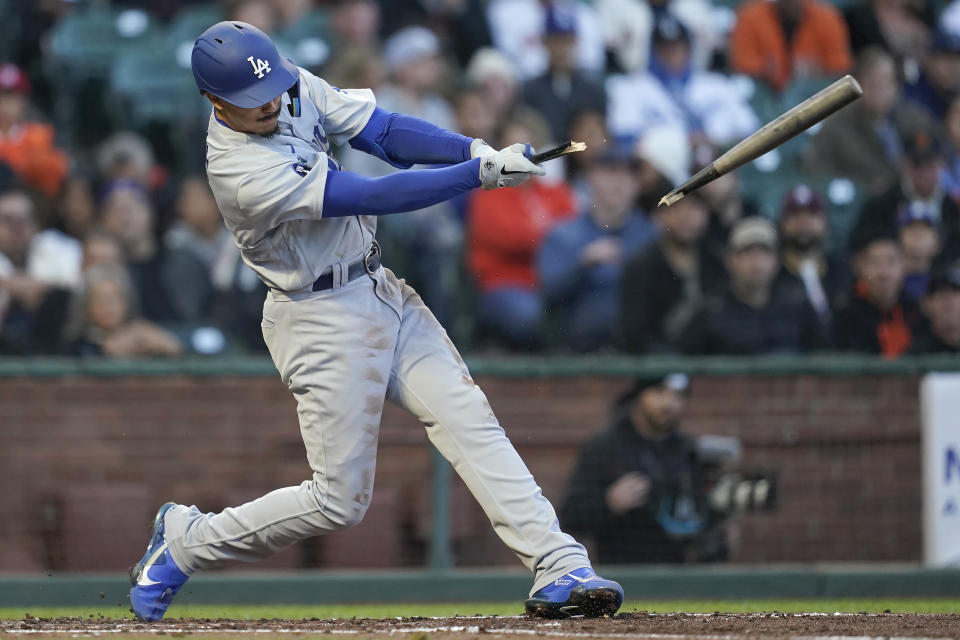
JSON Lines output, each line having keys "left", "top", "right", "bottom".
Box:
{"left": 0, "top": 373, "right": 922, "bottom": 571}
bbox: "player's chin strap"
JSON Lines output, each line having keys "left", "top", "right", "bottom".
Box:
{"left": 286, "top": 80, "right": 301, "bottom": 118}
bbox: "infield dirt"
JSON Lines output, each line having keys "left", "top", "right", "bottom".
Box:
{"left": 4, "top": 613, "right": 960, "bottom": 638}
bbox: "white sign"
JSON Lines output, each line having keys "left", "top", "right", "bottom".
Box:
{"left": 921, "top": 373, "right": 960, "bottom": 566}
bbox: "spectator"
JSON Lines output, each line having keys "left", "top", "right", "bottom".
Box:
{"left": 99, "top": 181, "right": 175, "bottom": 323}
{"left": 833, "top": 232, "right": 924, "bottom": 357}
{"left": 521, "top": 5, "right": 607, "bottom": 143}
{"left": 607, "top": 13, "right": 759, "bottom": 148}
{"left": 681, "top": 217, "right": 826, "bottom": 354}
{"left": 730, "top": 0, "right": 853, "bottom": 93}
{"left": 595, "top": 0, "right": 720, "bottom": 74}
{"left": 903, "top": 30, "right": 960, "bottom": 120}
{"left": 690, "top": 144, "right": 759, "bottom": 264}
{"left": 230, "top": 0, "right": 277, "bottom": 34}
{"left": 803, "top": 47, "right": 933, "bottom": 195}
{"left": 941, "top": 93, "right": 960, "bottom": 198}
{"left": 377, "top": 0, "right": 493, "bottom": 69}
{"left": 487, "top": 0, "right": 605, "bottom": 80}
{"left": 850, "top": 124, "right": 960, "bottom": 251}
{"left": 560, "top": 374, "right": 728, "bottom": 563}
{"left": 538, "top": 146, "right": 659, "bottom": 351}
{"left": 844, "top": 0, "right": 932, "bottom": 61}
{"left": 912, "top": 266, "right": 960, "bottom": 353}
{"left": 55, "top": 174, "right": 97, "bottom": 241}
{"left": 464, "top": 48, "right": 520, "bottom": 125}
{"left": 95, "top": 132, "right": 161, "bottom": 195}
{"left": 0, "top": 63, "right": 67, "bottom": 198}
{"left": 467, "top": 115, "right": 577, "bottom": 349}
{"left": 620, "top": 194, "right": 725, "bottom": 354}
{"left": 66, "top": 265, "right": 181, "bottom": 359}
{"left": 565, "top": 108, "right": 611, "bottom": 208}
{"left": 161, "top": 176, "right": 233, "bottom": 325}
{"left": 81, "top": 230, "right": 124, "bottom": 273}
{"left": 454, "top": 86, "right": 498, "bottom": 146}
{"left": 0, "top": 185, "right": 77, "bottom": 354}
{"left": 634, "top": 124, "right": 691, "bottom": 213}
{"left": 331, "top": 0, "right": 380, "bottom": 50}
{"left": 774, "top": 184, "right": 851, "bottom": 323}
{"left": 896, "top": 202, "right": 943, "bottom": 301}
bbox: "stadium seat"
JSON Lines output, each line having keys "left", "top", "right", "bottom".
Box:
{"left": 167, "top": 4, "right": 226, "bottom": 47}
{"left": 49, "top": 6, "right": 158, "bottom": 79}
{"left": 109, "top": 45, "right": 204, "bottom": 128}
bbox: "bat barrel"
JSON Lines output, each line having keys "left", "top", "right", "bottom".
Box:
{"left": 659, "top": 75, "right": 862, "bottom": 206}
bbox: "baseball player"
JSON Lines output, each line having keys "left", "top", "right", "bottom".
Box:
{"left": 128, "top": 21, "right": 623, "bottom": 621}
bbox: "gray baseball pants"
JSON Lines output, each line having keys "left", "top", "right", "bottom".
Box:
{"left": 163, "top": 266, "right": 590, "bottom": 595}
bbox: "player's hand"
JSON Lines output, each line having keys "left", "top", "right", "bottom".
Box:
{"left": 470, "top": 138, "right": 497, "bottom": 159}
{"left": 479, "top": 143, "right": 545, "bottom": 190}
{"left": 605, "top": 472, "right": 651, "bottom": 515}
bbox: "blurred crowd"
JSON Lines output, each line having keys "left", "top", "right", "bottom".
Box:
{"left": 1, "top": 0, "right": 960, "bottom": 358}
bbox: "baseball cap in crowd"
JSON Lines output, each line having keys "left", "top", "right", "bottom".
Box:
{"left": 896, "top": 201, "right": 940, "bottom": 228}
{"left": 652, "top": 13, "right": 690, "bottom": 45}
{"left": 544, "top": 5, "right": 577, "bottom": 36}
{"left": 383, "top": 26, "right": 440, "bottom": 72}
{"left": 902, "top": 127, "right": 944, "bottom": 165}
{"left": 926, "top": 266, "right": 960, "bottom": 295}
{"left": 780, "top": 183, "right": 825, "bottom": 218}
{"left": 0, "top": 64, "right": 30, "bottom": 95}
{"left": 616, "top": 373, "right": 691, "bottom": 407}
{"left": 728, "top": 217, "right": 778, "bottom": 252}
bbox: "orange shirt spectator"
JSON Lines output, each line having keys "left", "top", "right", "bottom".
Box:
{"left": 731, "top": 0, "right": 853, "bottom": 93}
{"left": 0, "top": 64, "right": 67, "bottom": 197}
{"left": 468, "top": 179, "right": 576, "bottom": 292}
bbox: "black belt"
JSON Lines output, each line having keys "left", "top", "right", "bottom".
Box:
{"left": 312, "top": 241, "right": 381, "bottom": 292}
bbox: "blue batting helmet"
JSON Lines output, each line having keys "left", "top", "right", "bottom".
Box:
{"left": 191, "top": 21, "right": 299, "bottom": 108}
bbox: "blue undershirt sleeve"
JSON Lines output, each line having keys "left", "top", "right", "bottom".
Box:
{"left": 348, "top": 107, "right": 473, "bottom": 168}
{"left": 322, "top": 158, "right": 482, "bottom": 218}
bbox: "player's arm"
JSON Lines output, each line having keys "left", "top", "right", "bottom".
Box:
{"left": 348, "top": 107, "right": 494, "bottom": 168}
{"left": 324, "top": 144, "right": 544, "bottom": 217}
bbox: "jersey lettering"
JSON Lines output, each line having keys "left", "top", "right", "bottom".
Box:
{"left": 247, "top": 56, "right": 272, "bottom": 79}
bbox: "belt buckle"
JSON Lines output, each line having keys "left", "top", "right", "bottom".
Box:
{"left": 364, "top": 240, "right": 381, "bottom": 275}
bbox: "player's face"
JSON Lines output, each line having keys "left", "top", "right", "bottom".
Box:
{"left": 211, "top": 94, "right": 284, "bottom": 136}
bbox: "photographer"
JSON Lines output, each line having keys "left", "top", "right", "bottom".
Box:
{"left": 560, "top": 374, "right": 750, "bottom": 563}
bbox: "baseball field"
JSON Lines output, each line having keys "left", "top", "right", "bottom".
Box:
{"left": 3, "top": 600, "right": 960, "bottom": 638}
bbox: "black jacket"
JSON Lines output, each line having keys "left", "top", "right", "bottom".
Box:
{"left": 560, "top": 414, "right": 710, "bottom": 564}
{"left": 680, "top": 284, "right": 828, "bottom": 355}
{"left": 620, "top": 242, "right": 727, "bottom": 354}
{"left": 832, "top": 287, "right": 926, "bottom": 355}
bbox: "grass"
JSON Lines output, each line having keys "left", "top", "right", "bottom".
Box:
{"left": 3, "top": 599, "right": 960, "bottom": 620}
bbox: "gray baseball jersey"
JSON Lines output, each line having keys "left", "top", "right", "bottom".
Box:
{"left": 163, "top": 65, "right": 591, "bottom": 595}
{"left": 205, "top": 67, "right": 376, "bottom": 292}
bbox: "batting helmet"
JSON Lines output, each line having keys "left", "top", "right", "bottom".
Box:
{"left": 191, "top": 21, "right": 299, "bottom": 108}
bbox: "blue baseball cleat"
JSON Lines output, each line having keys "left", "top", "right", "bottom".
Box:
{"left": 129, "top": 502, "right": 190, "bottom": 622}
{"left": 524, "top": 567, "right": 624, "bottom": 618}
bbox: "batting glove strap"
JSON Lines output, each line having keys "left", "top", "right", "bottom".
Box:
{"left": 478, "top": 143, "right": 546, "bottom": 190}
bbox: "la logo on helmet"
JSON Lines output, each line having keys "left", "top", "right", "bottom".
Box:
{"left": 247, "top": 56, "right": 271, "bottom": 79}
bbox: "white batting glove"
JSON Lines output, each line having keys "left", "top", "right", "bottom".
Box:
{"left": 478, "top": 143, "right": 545, "bottom": 190}
{"left": 470, "top": 138, "right": 497, "bottom": 158}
